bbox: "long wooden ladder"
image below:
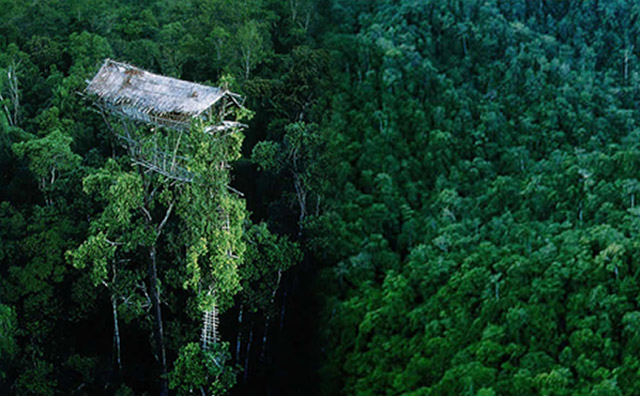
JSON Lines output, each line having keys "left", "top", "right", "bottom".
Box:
{"left": 201, "top": 299, "right": 219, "bottom": 350}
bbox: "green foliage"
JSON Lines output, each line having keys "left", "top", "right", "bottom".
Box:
{"left": 252, "top": 140, "right": 280, "bottom": 171}
{"left": 251, "top": 121, "right": 329, "bottom": 233}
{"left": 240, "top": 223, "right": 301, "bottom": 314}
{"left": 169, "top": 342, "right": 236, "bottom": 396}
{"left": 18, "top": 0, "right": 640, "bottom": 395}
{"left": 178, "top": 117, "right": 251, "bottom": 312}
{"left": 12, "top": 129, "right": 81, "bottom": 197}
{"left": 0, "top": 0, "right": 308, "bottom": 394}
{"left": 310, "top": 1, "right": 640, "bottom": 396}
{"left": 0, "top": 303, "right": 16, "bottom": 374}
{"left": 67, "top": 232, "right": 116, "bottom": 286}
{"left": 67, "top": 31, "right": 113, "bottom": 73}
{"left": 15, "top": 358, "right": 56, "bottom": 396}
{"left": 82, "top": 161, "right": 145, "bottom": 233}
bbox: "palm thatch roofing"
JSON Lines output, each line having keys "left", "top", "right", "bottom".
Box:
{"left": 86, "top": 59, "right": 242, "bottom": 130}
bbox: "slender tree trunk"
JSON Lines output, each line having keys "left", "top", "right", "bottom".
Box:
{"left": 243, "top": 322, "right": 254, "bottom": 383}
{"left": 1, "top": 62, "right": 20, "bottom": 127}
{"left": 303, "top": 9, "right": 311, "bottom": 32}
{"left": 261, "top": 269, "right": 282, "bottom": 361}
{"left": 10, "top": 68, "right": 18, "bottom": 126}
{"left": 463, "top": 35, "right": 468, "bottom": 56}
{"left": 623, "top": 45, "right": 631, "bottom": 82}
{"left": 293, "top": 173, "right": 307, "bottom": 236}
{"left": 290, "top": 0, "right": 298, "bottom": 24}
{"left": 112, "top": 295, "right": 122, "bottom": 372}
{"left": 135, "top": 156, "right": 172, "bottom": 396}
{"left": 236, "top": 304, "right": 243, "bottom": 363}
{"left": 0, "top": 92, "right": 10, "bottom": 127}
{"left": 148, "top": 244, "right": 168, "bottom": 396}
{"left": 243, "top": 49, "right": 252, "bottom": 80}
{"left": 260, "top": 319, "right": 270, "bottom": 362}
{"left": 279, "top": 287, "right": 287, "bottom": 332}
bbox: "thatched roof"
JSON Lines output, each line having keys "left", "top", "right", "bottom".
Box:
{"left": 86, "top": 59, "right": 241, "bottom": 129}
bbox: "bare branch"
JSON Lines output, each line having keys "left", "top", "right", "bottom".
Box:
{"left": 226, "top": 185, "right": 245, "bottom": 197}
{"left": 156, "top": 201, "right": 175, "bottom": 235}
{"left": 140, "top": 205, "right": 153, "bottom": 223}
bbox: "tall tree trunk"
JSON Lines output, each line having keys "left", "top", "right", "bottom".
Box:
{"left": 236, "top": 304, "right": 243, "bottom": 363}
{"left": 135, "top": 159, "right": 172, "bottom": 396}
{"left": 112, "top": 295, "right": 122, "bottom": 372}
{"left": 0, "top": 62, "right": 20, "bottom": 127}
{"left": 260, "top": 319, "right": 270, "bottom": 362}
{"left": 462, "top": 35, "right": 468, "bottom": 56}
{"left": 293, "top": 173, "right": 307, "bottom": 236}
{"left": 625, "top": 45, "right": 633, "bottom": 82}
{"left": 244, "top": 322, "right": 253, "bottom": 383}
{"left": 279, "top": 287, "right": 287, "bottom": 333}
{"left": 261, "top": 269, "right": 282, "bottom": 361}
{"left": 149, "top": 244, "right": 168, "bottom": 396}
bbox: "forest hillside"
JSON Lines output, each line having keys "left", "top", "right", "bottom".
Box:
{"left": 3, "top": 1, "right": 640, "bottom": 396}
{"left": 313, "top": 1, "right": 640, "bottom": 395}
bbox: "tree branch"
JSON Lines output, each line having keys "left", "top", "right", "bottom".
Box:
{"left": 140, "top": 206, "right": 153, "bottom": 223}
{"left": 156, "top": 201, "right": 174, "bottom": 236}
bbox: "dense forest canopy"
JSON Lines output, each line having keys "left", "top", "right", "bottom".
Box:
{"left": 3, "top": 0, "right": 640, "bottom": 395}
{"left": 314, "top": 1, "right": 640, "bottom": 395}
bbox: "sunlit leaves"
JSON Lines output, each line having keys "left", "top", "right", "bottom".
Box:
{"left": 169, "top": 342, "right": 236, "bottom": 396}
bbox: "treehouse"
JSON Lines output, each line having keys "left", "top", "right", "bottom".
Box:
{"left": 85, "top": 59, "right": 247, "bottom": 183}
{"left": 86, "top": 58, "right": 244, "bottom": 132}
{"left": 86, "top": 59, "right": 247, "bottom": 351}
